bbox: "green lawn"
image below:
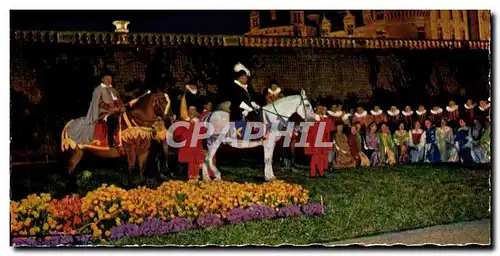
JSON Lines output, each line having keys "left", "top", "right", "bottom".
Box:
{"left": 111, "top": 164, "right": 491, "bottom": 246}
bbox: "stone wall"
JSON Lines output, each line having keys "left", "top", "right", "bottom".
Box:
{"left": 10, "top": 41, "right": 491, "bottom": 156}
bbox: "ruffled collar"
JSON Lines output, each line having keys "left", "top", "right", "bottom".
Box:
{"left": 446, "top": 105, "right": 459, "bottom": 112}
{"left": 479, "top": 104, "right": 490, "bottom": 111}
{"left": 354, "top": 111, "right": 367, "bottom": 117}
{"left": 387, "top": 109, "right": 400, "bottom": 116}
{"left": 402, "top": 110, "right": 414, "bottom": 116}
{"left": 371, "top": 109, "right": 383, "bottom": 116}
{"left": 416, "top": 109, "right": 427, "bottom": 115}
{"left": 267, "top": 87, "right": 281, "bottom": 95}
{"left": 100, "top": 83, "right": 113, "bottom": 88}
{"left": 234, "top": 80, "right": 248, "bottom": 90}
{"left": 430, "top": 108, "right": 443, "bottom": 114}
{"left": 185, "top": 85, "right": 198, "bottom": 95}
{"left": 329, "top": 110, "right": 344, "bottom": 117}
{"left": 464, "top": 103, "right": 477, "bottom": 110}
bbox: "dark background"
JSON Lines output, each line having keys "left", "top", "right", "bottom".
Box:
{"left": 10, "top": 10, "right": 491, "bottom": 164}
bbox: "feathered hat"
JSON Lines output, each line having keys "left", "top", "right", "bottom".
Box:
{"left": 234, "top": 62, "right": 251, "bottom": 79}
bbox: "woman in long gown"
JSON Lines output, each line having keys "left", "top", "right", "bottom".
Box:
{"left": 470, "top": 119, "right": 485, "bottom": 163}
{"left": 424, "top": 119, "right": 440, "bottom": 163}
{"left": 436, "top": 118, "right": 457, "bottom": 162}
{"left": 393, "top": 123, "right": 410, "bottom": 164}
{"left": 379, "top": 123, "right": 397, "bottom": 165}
{"left": 332, "top": 124, "right": 356, "bottom": 169}
{"left": 455, "top": 118, "right": 473, "bottom": 164}
{"left": 479, "top": 117, "right": 491, "bottom": 163}
{"left": 347, "top": 125, "right": 370, "bottom": 167}
{"left": 364, "top": 122, "right": 381, "bottom": 166}
{"left": 408, "top": 121, "right": 426, "bottom": 163}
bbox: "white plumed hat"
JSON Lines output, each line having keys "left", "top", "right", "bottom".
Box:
{"left": 234, "top": 62, "right": 251, "bottom": 77}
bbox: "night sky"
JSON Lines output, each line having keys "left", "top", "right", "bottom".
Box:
{"left": 10, "top": 10, "right": 363, "bottom": 34}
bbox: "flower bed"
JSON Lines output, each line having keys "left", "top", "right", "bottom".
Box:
{"left": 11, "top": 180, "right": 323, "bottom": 246}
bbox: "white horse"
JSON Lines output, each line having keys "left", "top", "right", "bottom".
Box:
{"left": 201, "top": 89, "right": 316, "bottom": 181}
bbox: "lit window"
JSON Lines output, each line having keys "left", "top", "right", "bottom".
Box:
{"left": 450, "top": 27, "right": 455, "bottom": 39}
{"left": 459, "top": 11, "right": 464, "bottom": 21}
{"left": 417, "top": 27, "right": 425, "bottom": 39}
{"left": 460, "top": 29, "right": 466, "bottom": 39}
{"left": 437, "top": 26, "right": 443, "bottom": 39}
{"left": 437, "top": 11, "right": 441, "bottom": 19}
{"left": 376, "top": 11, "right": 384, "bottom": 20}
{"left": 271, "top": 10, "right": 276, "bottom": 21}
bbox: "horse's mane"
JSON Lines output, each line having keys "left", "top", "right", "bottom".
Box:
{"left": 263, "top": 94, "right": 302, "bottom": 108}
{"left": 129, "top": 93, "right": 155, "bottom": 112}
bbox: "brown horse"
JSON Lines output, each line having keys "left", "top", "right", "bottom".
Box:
{"left": 61, "top": 93, "right": 171, "bottom": 186}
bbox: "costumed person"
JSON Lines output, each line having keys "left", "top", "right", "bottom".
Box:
{"left": 455, "top": 118, "right": 473, "bottom": 164}
{"left": 436, "top": 118, "right": 457, "bottom": 162}
{"left": 174, "top": 100, "right": 208, "bottom": 180}
{"left": 393, "top": 123, "right": 410, "bottom": 164}
{"left": 445, "top": 100, "right": 460, "bottom": 130}
{"left": 265, "top": 79, "right": 284, "bottom": 104}
{"left": 379, "top": 123, "right": 397, "bottom": 165}
{"left": 228, "top": 62, "right": 260, "bottom": 122}
{"left": 305, "top": 105, "right": 327, "bottom": 178}
{"left": 429, "top": 106, "right": 444, "bottom": 126}
{"left": 470, "top": 119, "right": 485, "bottom": 164}
{"left": 416, "top": 105, "right": 428, "bottom": 126}
{"left": 352, "top": 106, "right": 373, "bottom": 130}
{"left": 479, "top": 116, "right": 491, "bottom": 163}
{"left": 402, "top": 105, "right": 414, "bottom": 130}
{"left": 328, "top": 104, "right": 343, "bottom": 132}
{"left": 321, "top": 105, "right": 334, "bottom": 169}
{"left": 347, "top": 124, "right": 370, "bottom": 167}
{"left": 364, "top": 122, "right": 381, "bottom": 166}
{"left": 408, "top": 121, "right": 426, "bottom": 163}
{"left": 371, "top": 106, "right": 387, "bottom": 125}
{"left": 199, "top": 100, "right": 215, "bottom": 177}
{"left": 424, "top": 119, "right": 440, "bottom": 163}
{"left": 477, "top": 99, "right": 490, "bottom": 125}
{"left": 387, "top": 106, "right": 401, "bottom": 133}
{"left": 199, "top": 100, "right": 213, "bottom": 120}
{"left": 463, "top": 99, "right": 477, "bottom": 127}
{"left": 332, "top": 123, "right": 356, "bottom": 169}
{"left": 66, "top": 73, "right": 125, "bottom": 147}
{"left": 181, "top": 79, "right": 203, "bottom": 118}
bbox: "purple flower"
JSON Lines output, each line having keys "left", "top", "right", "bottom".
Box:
{"left": 247, "top": 205, "right": 276, "bottom": 220}
{"left": 11, "top": 235, "right": 86, "bottom": 247}
{"left": 301, "top": 203, "right": 325, "bottom": 215}
{"left": 277, "top": 205, "right": 302, "bottom": 217}
{"left": 197, "top": 213, "right": 223, "bottom": 228}
{"left": 226, "top": 208, "right": 254, "bottom": 225}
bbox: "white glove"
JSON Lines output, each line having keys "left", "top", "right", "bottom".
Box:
{"left": 251, "top": 102, "right": 260, "bottom": 109}
{"left": 242, "top": 109, "right": 250, "bottom": 116}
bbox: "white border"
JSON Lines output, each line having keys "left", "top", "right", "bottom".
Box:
{"left": 2, "top": 0, "right": 499, "bottom": 255}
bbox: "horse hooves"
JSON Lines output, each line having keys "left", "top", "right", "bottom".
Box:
{"left": 266, "top": 177, "right": 278, "bottom": 182}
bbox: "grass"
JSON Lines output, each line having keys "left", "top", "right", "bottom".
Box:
{"left": 112, "top": 164, "right": 490, "bottom": 246}
{"left": 10, "top": 161, "right": 491, "bottom": 245}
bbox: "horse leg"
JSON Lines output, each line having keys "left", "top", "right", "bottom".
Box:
{"left": 263, "top": 137, "right": 277, "bottom": 181}
{"left": 207, "top": 137, "right": 221, "bottom": 180}
{"left": 67, "top": 148, "right": 83, "bottom": 192}
{"left": 126, "top": 151, "right": 137, "bottom": 188}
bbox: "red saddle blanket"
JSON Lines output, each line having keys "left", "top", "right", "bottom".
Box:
{"left": 92, "top": 121, "right": 120, "bottom": 147}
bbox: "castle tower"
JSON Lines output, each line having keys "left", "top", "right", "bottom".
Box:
{"left": 250, "top": 10, "right": 260, "bottom": 31}
{"left": 320, "top": 16, "right": 331, "bottom": 37}
{"left": 343, "top": 11, "right": 356, "bottom": 36}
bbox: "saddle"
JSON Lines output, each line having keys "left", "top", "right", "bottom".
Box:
{"left": 92, "top": 120, "right": 121, "bottom": 148}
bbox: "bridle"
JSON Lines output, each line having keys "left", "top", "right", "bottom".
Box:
{"left": 261, "top": 92, "right": 309, "bottom": 123}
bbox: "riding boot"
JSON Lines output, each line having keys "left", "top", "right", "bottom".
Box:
{"left": 107, "top": 115, "right": 117, "bottom": 148}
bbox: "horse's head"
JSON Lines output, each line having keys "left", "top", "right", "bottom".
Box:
{"left": 130, "top": 92, "right": 172, "bottom": 128}
{"left": 151, "top": 93, "right": 171, "bottom": 118}
{"left": 296, "top": 89, "right": 316, "bottom": 121}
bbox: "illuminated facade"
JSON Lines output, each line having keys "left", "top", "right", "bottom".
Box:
{"left": 246, "top": 10, "right": 491, "bottom": 41}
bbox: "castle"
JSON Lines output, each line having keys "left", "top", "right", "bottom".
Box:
{"left": 247, "top": 10, "right": 491, "bottom": 41}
